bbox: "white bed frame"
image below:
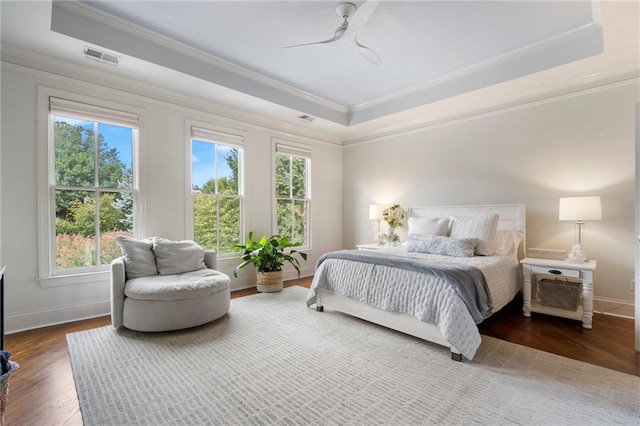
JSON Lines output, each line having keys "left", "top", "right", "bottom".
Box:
{"left": 315, "top": 204, "right": 526, "bottom": 361}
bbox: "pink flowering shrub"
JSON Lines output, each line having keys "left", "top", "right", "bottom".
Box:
{"left": 56, "top": 231, "right": 131, "bottom": 269}
{"left": 100, "top": 231, "right": 128, "bottom": 264}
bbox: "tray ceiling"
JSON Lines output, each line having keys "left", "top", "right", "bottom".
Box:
{"left": 45, "top": 1, "right": 603, "bottom": 126}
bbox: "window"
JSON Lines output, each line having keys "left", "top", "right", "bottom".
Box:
{"left": 274, "top": 142, "right": 311, "bottom": 247}
{"left": 47, "top": 97, "right": 138, "bottom": 275}
{"left": 190, "top": 126, "right": 243, "bottom": 255}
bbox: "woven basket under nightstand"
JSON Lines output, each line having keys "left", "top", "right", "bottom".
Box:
{"left": 538, "top": 278, "right": 581, "bottom": 311}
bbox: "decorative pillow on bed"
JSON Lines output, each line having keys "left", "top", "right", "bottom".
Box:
{"left": 117, "top": 236, "right": 158, "bottom": 279}
{"left": 152, "top": 239, "right": 207, "bottom": 275}
{"left": 406, "top": 234, "right": 479, "bottom": 257}
{"left": 493, "top": 230, "right": 524, "bottom": 256}
{"left": 407, "top": 217, "right": 450, "bottom": 236}
{"left": 449, "top": 213, "right": 499, "bottom": 256}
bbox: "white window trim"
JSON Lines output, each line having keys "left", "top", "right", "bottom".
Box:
{"left": 36, "top": 86, "right": 146, "bottom": 287}
{"left": 49, "top": 96, "right": 139, "bottom": 128}
{"left": 185, "top": 119, "right": 245, "bottom": 259}
{"left": 272, "top": 138, "right": 312, "bottom": 250}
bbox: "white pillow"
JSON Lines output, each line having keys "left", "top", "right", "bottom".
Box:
{"left": 450, "top": 213, "right": 499, "bottom": 256}
{"left": 407, "top": 234, "right": 478, "bottom": 257}
{"left": 407, "top": 217, "right": 450, "bottom": 236}
{"left": 116, "top": 236, "right": 158, "bottom": 279}
{"left": 152, "top": 240, "right": 207, "bottom": 275}
{"left": 493, "top": 230, "right": 524, "bottom": 256}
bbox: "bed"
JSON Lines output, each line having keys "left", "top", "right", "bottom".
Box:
{"left": 306, "top": 204, "right": 526, "bottom": 361}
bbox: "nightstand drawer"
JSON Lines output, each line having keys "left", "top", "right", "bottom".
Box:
{"left": 531, "top": 265, "right": 580, "bottom": 278}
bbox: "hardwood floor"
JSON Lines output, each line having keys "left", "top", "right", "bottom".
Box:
{"left": 479, "top": 293, "right": 639, "bottom": 376}
{"left": 3, "top": 277, "right": 638, "bottom": 425}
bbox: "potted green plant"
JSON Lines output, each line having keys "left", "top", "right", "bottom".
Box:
{"left": 233, "top": 232, "right": 308, "bottom": 293}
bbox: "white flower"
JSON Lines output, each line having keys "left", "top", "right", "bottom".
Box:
{"left": 382, "top": 204, "right": 406, "bottom": 229}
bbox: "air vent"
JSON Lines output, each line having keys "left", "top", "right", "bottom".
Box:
{"left": 297, "top": 114, "right": 315, "bottom": 123}
{"left": 83, "top": 46, "right": 119, "bottom": 66}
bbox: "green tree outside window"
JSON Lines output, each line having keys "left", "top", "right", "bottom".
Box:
{"left": 53, "top": 116, "right": 135, "bottom": 270}
{"left": 192, "top": 139, "right": 241, "bottom": 254}
{"left": 275, "top": 153, "right": 309, "bottom": 246}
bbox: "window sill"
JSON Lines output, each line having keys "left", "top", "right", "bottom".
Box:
{"left": 38, "top": 270, "right": 110, "bottom": 288}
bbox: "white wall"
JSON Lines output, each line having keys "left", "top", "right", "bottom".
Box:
{"left": 344, "top": 81, "right": 638, "bottom": 317}
{"left": 1, "top": 54, "right": 636, "bottom": 332}
{"left": 0, "top": 62, "right": 343, "bottom": 333}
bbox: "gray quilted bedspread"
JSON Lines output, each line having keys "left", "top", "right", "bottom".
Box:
{"left": 306, "top": 249, "right": 496, "bottom": 359}
{"left": 307, "top": 250, "right": 492, "bottom": 323}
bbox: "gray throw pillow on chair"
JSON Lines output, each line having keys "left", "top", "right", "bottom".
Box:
{"left": 152, "top": 239, "right": 207, "bottom": 275}
{"left": 116, "top": 236, "right": 159, "bottom": 279}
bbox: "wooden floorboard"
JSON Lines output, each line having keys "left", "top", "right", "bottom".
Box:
{"left": 3, "top": 277, "right": 638, "bottom": 425}
{"left": 478, "top": 293, "right": 639, "bottom": 376}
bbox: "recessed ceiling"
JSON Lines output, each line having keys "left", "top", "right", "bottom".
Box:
{"left": 45, "top": 0, "right": 603, "bottom": 126}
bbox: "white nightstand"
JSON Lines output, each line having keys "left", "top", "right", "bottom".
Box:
{"left": 520, "top": 257, "right": 597, "bottom": 329}
{"left": 356, "top": 243, "right": 384, "bottom": 251}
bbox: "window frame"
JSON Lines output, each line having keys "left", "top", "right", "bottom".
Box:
{"left": 37, "top": 87, "right": 145, "bottom": 287}
{"left": 185, "top": 121, "right": 245, "bottom": 258}
{"left": 272, "top": 139, "right": 312, "bottom": 249}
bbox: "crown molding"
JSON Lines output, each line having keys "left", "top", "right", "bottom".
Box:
{"left": 5, "top": 43, "right": 637, "bottom": 148}
{"left": 51, "top": 0, "right": 611, "bottom": 128}
{"left": 351, "top": 22, "right": 603, "bottom": 113}
{"left": 5, "top": 34, "right": 637, "bottom": 149}
{"left": 343, "top": 64, "right": 640, "bottom": 146}
{"left": 55, "top": 0, "right": 348, "bottom": 115}
{"left": 1, "top": 44, "right": 345, "bottom": 146}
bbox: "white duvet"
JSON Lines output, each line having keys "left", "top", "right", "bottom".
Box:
{"left": 307, "top": 247, "right": 521, "bottom": 360}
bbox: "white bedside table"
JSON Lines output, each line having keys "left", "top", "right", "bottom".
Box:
{"left": 356, "top": 243, "right": 384, "bottom": 251}
{"left": 520, "top": 257, "right": 597, "bottom": 329}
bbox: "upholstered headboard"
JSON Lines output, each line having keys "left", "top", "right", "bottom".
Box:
{"left": 408, "top": 204, "right": 526, "bottom": 257}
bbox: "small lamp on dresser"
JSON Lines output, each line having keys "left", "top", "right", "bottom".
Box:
{"left": 559, "top": 196, "right": 602, "bottom": 262}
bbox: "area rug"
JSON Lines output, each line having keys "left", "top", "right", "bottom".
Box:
{"left": 67, "top": 286, "right": 639, "bottom": 425}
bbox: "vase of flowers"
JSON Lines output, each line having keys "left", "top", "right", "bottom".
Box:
{"left": 382, "top": 204, "right": 405, "bottom": 246}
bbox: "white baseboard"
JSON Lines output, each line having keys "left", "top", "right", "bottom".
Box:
{"left": 283, "top": 267, "right": 315, "bottom": 283}
{"left": 5, "top": 288, "right": 631, "bottom": 335}
{"left": 5, "top": 299, "right": 110, "bottom": 334}
{"left": 593, "top": 296, "right": 635, "bottom": 319}
{"left": 230, "top": 269, "right": 314, "bottom": 292}
{"left": 7, "top": 271, "right": 315, "bottom": 334}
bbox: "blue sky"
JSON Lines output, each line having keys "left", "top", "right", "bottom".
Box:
{"left": 99, "top": 123, "right": 132, "bottom": 171}
{"left": 55, "top": 116, "right": 234, "bottom": 189}
{"left": 191, "top": 140, "right": 234, "bottom": 189}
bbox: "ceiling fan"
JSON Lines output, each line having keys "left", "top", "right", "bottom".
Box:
{"left": 284, "top": 1, "right": 383, "bottom": 66}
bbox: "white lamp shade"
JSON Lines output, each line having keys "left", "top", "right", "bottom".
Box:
{"left": 369, "top": 204, "right": 383, "bottom": 220}
{"left": 559, "top": 196, "right": 602, "bottom": 221}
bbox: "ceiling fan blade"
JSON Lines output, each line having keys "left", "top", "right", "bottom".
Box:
{"left": 283, "top": 1, "right": 382, "bottom": 64}
{"left": 341, "top": 0, "right": 380, "bottom": 44}
{"left": 283, "top": 34, "right": 341, "bottom": 49}
{"left": 355, "top": 37, "right": 382, "bottom": 66}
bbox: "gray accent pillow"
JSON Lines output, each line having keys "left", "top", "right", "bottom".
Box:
{"left": 152, "top": 239, "right": 207, "bottom": 275}
{"left": 406, "top": 234, "right": 479, "bottom": 257}
{"left": 117, "top": 236, "right": 158, "bottom": 279}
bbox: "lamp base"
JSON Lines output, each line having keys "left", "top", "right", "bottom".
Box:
{"left": 567, "top": 244, "right": 587, "bottom": 263}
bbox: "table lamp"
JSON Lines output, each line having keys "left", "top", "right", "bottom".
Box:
{"left": 559, "top": 196, "right": 601, "bottom": 262}
{"left": 369, "top": 204, "right": 384, "bottom": 241}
